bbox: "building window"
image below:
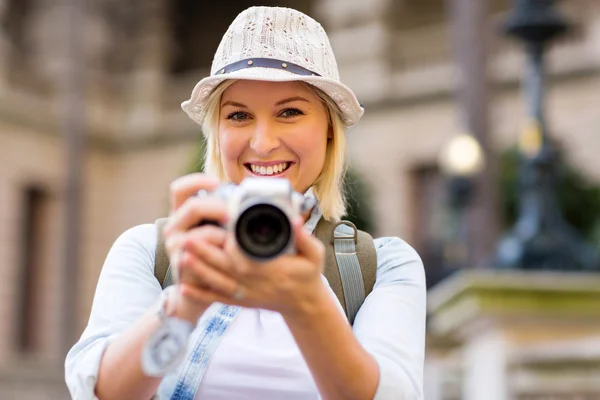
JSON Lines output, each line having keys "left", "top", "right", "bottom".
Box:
{"left": 0, "top": 0, "right": 33, "bottom": 68}
{"left": 168, "top": 0, "right": 314, "bottom": 74}
{"left": 0, "top": 0, "right": 31, "bottom": 51}
{"left": 15, "top": 185, "right": 50, "bottom": 354}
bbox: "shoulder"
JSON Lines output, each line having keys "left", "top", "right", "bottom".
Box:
{"left": 88, "top": 223, "right": 163, "bottom": 319}
{"left": 101, "top": 223, "right": 158, "bottom": 276}
{"left": 354, "top": 236, "right": 426, "bottom": 399}
{"left": 111, "top": 223, "right": 157, "bottom": 254}
{"left": 372, "top": 236, "right": 425, "bottom": 286}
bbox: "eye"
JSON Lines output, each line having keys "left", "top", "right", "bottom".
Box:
{"left": 279, "top": 108, "right": 304, "bottom": 119}
{"left": 226, "top": 111, "right": 251, "bottom": 122}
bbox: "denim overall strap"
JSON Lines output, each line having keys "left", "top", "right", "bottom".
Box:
{"left": 166, "top": 304, "right": 241, "bottom": 400}
{"left": 160, "top": 195, "right": 320, "bottom": 399}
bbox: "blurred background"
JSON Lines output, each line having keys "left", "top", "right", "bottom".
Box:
{"left": 1, "top": 0, "right": 599, "bottom": 399}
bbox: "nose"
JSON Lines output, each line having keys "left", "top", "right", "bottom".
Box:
{"left": 249, "top": 121, "right": 280, "bottom": 156}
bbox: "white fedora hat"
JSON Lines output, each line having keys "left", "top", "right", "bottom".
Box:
{"left": 181, "top": 6, "right": 364, "bottom": 127}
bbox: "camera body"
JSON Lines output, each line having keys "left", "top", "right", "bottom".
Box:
{"left": 197, "top": 177, "right": 314, "bottom": 262}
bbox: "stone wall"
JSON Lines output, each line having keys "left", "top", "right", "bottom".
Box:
{"left": 0, "top": 0, "right": 598, "bottom": 398}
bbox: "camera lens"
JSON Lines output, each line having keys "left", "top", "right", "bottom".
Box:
{"left": 235, "top": 204, "right": 291, "bottom": 260}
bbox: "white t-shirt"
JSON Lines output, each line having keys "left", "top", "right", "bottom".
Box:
{"left": 196, "top": 308, "right": 319, "bottom": 399}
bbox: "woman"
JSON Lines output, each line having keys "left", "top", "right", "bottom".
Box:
{"left": 65, "top": 6, "right": 426, "bottom": 400}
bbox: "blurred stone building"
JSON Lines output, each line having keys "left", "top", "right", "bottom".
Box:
{"left": 0, "top": 0, "right": 598, "bottom": 399}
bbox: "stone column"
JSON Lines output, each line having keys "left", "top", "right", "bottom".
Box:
{"left": 28, "top": 0, "right": 71, "bottom": 85}
{"left": 462, "top": 329, "right": 510, "bottom": 400}
{"left": 423, "top": 349, "right": 446, "bottom": 400}
{"left": 124, "top": 0, "right": 170, "bottom": 140}
{"left": 313, "top": 0, "right": 395, "bottom": 104}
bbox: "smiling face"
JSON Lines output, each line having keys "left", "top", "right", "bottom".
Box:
{"left": 217, "top": 80, "right": 331, "bottom": 194}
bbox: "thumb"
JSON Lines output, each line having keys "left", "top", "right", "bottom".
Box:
{"left": 293, "top": 217, "right": 325, "bottom": 266}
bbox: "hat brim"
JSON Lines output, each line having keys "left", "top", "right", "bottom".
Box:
{"left": 181, "top": 67, "right": 364, "bottom": 127}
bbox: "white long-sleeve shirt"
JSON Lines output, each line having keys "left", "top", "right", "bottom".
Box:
{"left": 65, "top": 219, "right": 426, "bottom": 399}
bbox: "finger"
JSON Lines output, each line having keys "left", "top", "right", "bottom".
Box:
{"left": 183, "top": 228, "right": 234, "bottom": 274}
{"left": 164, "top": 232, "right": 186, "bottom": 256}
{"left": 179, "top": 250, "right": 239, "bottom": 297}
{"left": 169, "top": 173, "right": 220, "bottom": 212}
{"left": 180, "top": 282, "right": 222, "bottom": 305}
{"left": 179, "top": 282, "right": 240, "bottom": 307}
{"left": 185, "top": 224, "right": 228, "bottom": 248}
{"left": 168, "top": 248, "right": 184, "bottom": 282}
{"left": 224, "top": 233, "right": 256, "bottom": 276}
{"left": 293, "top": 217, "right": 325, "bottom": 266}
{"left": 164, "top": 224, "right": 226, "bottom": 257}
{"left": 163, "top": 197, "right": 229, "bottom": 236}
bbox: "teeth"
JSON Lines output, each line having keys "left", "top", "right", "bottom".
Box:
{"left": 249, "top": 162, "right": 289, "bottom": 176}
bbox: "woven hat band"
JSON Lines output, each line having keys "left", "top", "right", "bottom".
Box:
{"left": 215, "top": 58, "right": 322, "bottom": 77}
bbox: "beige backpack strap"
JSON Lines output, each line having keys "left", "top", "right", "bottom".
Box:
{"left": 154, "top": 218, "right": 172, "bottom": 289}
{"left": 315, "top": 218, "right": 377, "bottom": 324}
{"left": 355, "top": 228, "right": 377, "bottom": 298}
{"left": 315, "top": 219, "right": 345, "bottom": 310}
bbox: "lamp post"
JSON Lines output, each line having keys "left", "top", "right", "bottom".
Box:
{"left": 493, "top": 0, "right": 600, "bottom": 271}
{"left": 439, "top": 134, "right": 485, "bottom": 271}
{"left": 447, "top": 0, "right": 500, "bottom": 269}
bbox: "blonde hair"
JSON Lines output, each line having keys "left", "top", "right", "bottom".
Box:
{"left": 199, "top": 80, "right": 348, "bottom": 221}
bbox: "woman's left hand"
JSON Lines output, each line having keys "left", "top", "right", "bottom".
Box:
{"left": 181, "top": 216, "right": 330, "bottom": 317}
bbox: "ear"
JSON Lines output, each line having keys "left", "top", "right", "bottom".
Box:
{"left": 327, "top": 125, "right": 333, "bottom": 139}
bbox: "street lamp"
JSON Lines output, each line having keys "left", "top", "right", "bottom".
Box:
{"left": 493, "top": 0, "right": 600, "bottom": 271}
{"left": 439, "top": 134, "right": 485, "bottom": 176}
{"left": 439, "top": 134, "right": 485, "bottom": 208}
{"left": 438, "top": 133, "right": 485, "bottom": 270}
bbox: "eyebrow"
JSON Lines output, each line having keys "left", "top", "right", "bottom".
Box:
{"left": 275, "top": 96, "right": 310, "bottom": 106}
{"left": 221, "top": 96, "right": 311, "bottom": 109}
{"left": 221, "top": 100, "right": 247, "bottom": 109}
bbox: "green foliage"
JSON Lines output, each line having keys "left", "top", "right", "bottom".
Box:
{"left": 186, "top": 134, "right": 207, "bottom": 174}
{"left": 342, "top": 167, "right": 376, "bottom": 233}
{"left": 499, "top": 145, "right": 600, "bottom": 244}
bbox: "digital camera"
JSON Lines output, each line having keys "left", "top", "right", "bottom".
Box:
{"left": 196, "top": 177, "right": 315, "bottom": 261}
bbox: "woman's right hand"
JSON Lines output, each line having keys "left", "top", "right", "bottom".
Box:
{"left": 161, "top": 173, "right": 239, "bottom": 323}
